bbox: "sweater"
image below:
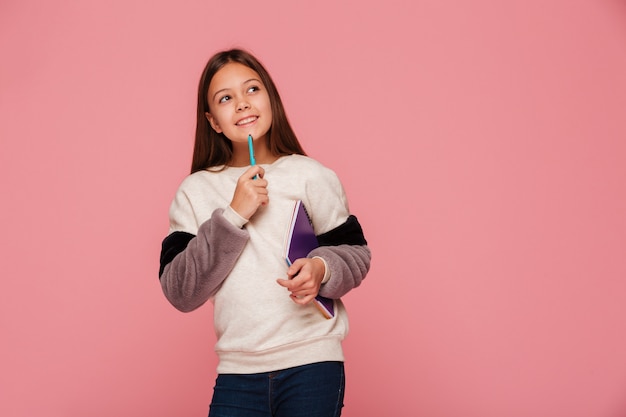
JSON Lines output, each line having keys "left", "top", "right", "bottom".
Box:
{"left": 159, "top": 154, "right": 371, "bottom": 374}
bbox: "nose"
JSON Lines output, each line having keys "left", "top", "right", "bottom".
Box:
{"left": 236, "top": 99, "right": 250, "bottom": 112}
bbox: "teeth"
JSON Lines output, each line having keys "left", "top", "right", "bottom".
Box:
{"left": 237, "top": 116, "right": 257, "bottom": 125}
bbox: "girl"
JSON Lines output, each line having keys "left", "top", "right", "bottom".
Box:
{"left": 159, "top": 48, "right": 371, "bottom": 417}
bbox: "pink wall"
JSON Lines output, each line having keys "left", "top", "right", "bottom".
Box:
{"left": 2, "top": 0, "right": 626, "bottom": 416}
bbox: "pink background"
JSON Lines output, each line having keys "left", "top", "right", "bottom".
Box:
{"left": 2, "top": 0, "right": 626, "bottom": 416}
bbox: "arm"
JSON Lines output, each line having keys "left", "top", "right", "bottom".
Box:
{"left": 311, "top": 215, "right": 371, "bottom": 299}
{"left": 276, "top": 159, "right": 371, "bottom": 302}
{"left": 311, "top": 245, "right": 370, "bottom": 299}
{"left": 159, "top": 208, "right": 249, "bottom": 312}
{"left": 159, "top": 166, "right": 267, "bottom": 312}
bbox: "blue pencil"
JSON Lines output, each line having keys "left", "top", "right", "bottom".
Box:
{"left": 248, "top": 134, "right": 258, "bottom": 179}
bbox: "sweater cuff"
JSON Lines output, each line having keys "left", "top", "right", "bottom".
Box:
{"left": 312, "top": 256, "right": 331, "bottom": 284}
{"left": 223, "top": 205, "right": 249, "bottom": 229}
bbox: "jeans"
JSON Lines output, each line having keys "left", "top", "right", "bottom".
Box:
{"left": 208, "top": 361, "right": 345, "bottom": 417}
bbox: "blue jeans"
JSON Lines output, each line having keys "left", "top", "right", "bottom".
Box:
{"left": 208, "top": 361, "right": 345, "bottom": 417}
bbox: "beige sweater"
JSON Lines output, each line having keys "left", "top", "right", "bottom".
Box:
{"left": 160, "top": 155, "right": 371, "bottom": 374}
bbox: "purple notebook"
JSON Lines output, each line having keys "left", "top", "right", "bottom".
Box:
{"left": 284, "top": 200, "right": 335, "bottom": 319}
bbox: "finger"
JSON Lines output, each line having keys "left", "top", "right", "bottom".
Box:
{"left": 287, "top": 259, "right": 306, "bottom": 278}
{"left": 252, "top": 182, "right": 269, "bottom": 194}
{"left": 248, "top": 165, "right": 265, "bottom": 179}
{"left": 290, "top": 293, "right": 315, "bottom": 305}
{"left": 289, "top": 290, "right": 317, "bottom": 300}
{"left": 276, "top": 278, "right": 292, "bottom": 289}
{"left": 278, "top": 279, "right": 311, "bottom": 292}
{"left": 287, "top": 273, "right": 313, "bottom": 289}
{"left": 277, "top": 278, "right": 314, "bottom": 294}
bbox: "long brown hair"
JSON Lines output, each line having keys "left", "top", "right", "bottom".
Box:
{"left": 191, "top": 49, "right": 306, "bottom": 174}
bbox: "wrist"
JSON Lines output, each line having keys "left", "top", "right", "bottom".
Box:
{"left": 312, "top": 256, "right": 330, "bottom": 284}
{"left": 223, "top": 205, "right": 248, "bottom": 228}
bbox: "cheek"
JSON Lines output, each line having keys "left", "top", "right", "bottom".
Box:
{"left": 261, "top": 96, "right": 273, "bottom": 116}
{"left": 212, "top": 109, "right": 228, "bottom": 124}
{"left": 255, "top": 90, "right": 268, "bottom": 105}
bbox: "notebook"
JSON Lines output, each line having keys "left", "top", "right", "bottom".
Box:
{"left": 284, "top": 200, "right": 335, "bottom": 319}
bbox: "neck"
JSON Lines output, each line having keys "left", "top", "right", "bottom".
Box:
{"left": 230, "top": 139, "right": 277, "bottom": 167}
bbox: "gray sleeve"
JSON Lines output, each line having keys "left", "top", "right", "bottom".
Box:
{"left": 160, "top": 209, "right": 249, "bottom": 312}
{"left": 310, "top": 244, "right": 371, "bottom": 299}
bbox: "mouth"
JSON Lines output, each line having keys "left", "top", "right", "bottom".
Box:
{"left": 236, "top": 116, "right": 258, "bottom": 126}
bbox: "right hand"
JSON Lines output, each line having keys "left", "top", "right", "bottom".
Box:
{"left": 230, "top": 166, "right": 268, "bottom": 220}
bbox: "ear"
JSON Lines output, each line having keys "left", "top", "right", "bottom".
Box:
{"left": 205, "top": 112, "right": 222, "bottom": 133}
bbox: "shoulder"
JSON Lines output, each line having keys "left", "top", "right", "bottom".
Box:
{"left": 174, "top": 168, "right": 238, "bottom": 199}
{"left": 177, "top": 170, "right": 214, "bottom": 192}
{"left": 168, "top": 170, "right": 222, "bottom": 234}
{"left": 276, "top": 155, "right": 341, "bottom": 183}
{"left": 280, "top": 156, "right": 350, "bottom": 234}
{"left": 280, "top": 154, "right": 329, "bottom": 169}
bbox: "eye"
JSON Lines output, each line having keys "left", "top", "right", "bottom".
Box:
{"left": 247, "top": 85, "right": 260, "bottom": 94}
{"left": 218, "top": 95, "right": 231, "bottom": 104}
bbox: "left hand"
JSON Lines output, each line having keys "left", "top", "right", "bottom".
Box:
{"left": 276, "top": 258, "right": 326, "bottom": 305}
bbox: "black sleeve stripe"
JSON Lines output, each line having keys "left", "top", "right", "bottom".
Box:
{"left": 316, "top": 215, "right": 368, "bottom": 247}
{"left": 159, "top": 231, "right": 195, "bottom": 278}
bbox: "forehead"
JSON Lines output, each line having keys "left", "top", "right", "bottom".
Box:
{"left": 208, "top": 62, "right": 262, "bottom": 93}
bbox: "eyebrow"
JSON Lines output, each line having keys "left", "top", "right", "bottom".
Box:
{"left": 212, "top": 78, "right": 262, "bottom": 101}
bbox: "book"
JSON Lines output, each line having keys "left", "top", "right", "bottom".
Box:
{"left": 284, "top": 200, "right": 335, "bottom": 319}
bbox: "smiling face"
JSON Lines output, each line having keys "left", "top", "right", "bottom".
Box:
{"left": 205, "top": 62, "right": 273, "bottom": 145}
